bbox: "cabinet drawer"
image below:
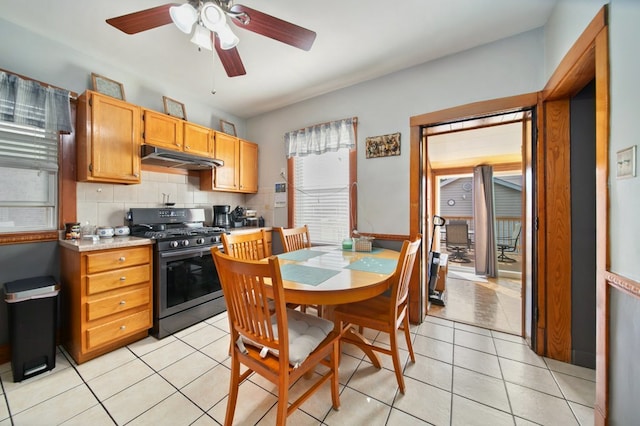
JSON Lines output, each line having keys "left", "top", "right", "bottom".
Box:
{"left": 86, "top": 265, "right": 150, "bottom": 295}
{"left": 86, "top": 287, "right": 150, "bottom": 321}
{"left": 86, "top": 247, "right": 150, "bottom": 274}
{"left": 86, "top": 309, "right": 150, "bottom": 350}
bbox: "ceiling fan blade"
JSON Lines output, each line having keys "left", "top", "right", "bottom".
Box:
{"left": 214, "top": 36, "right": 246, "bottom": 77}
{"left": 106, "top": 3, "right": 178, "bottom": 34}
{"left": 229, "top": 4, "right": 316, "bottom": 51}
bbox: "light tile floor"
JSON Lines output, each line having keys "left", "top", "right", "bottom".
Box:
{"left": 0, "top": 313, "right": 595, "bottom": 425}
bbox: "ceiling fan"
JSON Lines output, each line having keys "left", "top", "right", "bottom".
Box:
{"left": 106, "top": 1, "right": 316, "bottom": 77}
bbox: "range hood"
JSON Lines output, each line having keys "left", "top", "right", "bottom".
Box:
{"left": 141, "top": 145, "right": 223, "bottom": 170}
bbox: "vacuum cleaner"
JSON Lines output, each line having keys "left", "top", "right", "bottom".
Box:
{"left": 428, "top": 215, "right": 447, "bottom": 306}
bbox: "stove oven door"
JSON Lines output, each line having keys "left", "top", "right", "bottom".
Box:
{"left": 156, "top": 245, "right": 223, "bottom": 319}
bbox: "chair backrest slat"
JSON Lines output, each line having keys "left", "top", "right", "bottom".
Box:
{"left": 277, "top": 225, "right": 311, "bottom": 252}
{"left": 222, "top": 229, "right": 270, "bottom": 260}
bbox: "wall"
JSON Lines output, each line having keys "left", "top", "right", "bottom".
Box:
{"left": 606, "top": 0, "right": 640, "bottom": 422}
{"left": 246, "top": 29, "right": 546, "bottom": 235}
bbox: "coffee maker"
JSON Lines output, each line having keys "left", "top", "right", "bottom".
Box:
{"left": 212, "top": 205, "right": 231, "bottom": 228}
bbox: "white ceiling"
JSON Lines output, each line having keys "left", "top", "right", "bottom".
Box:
{"left": 0, "top": 0, "right": 557, "bottom": 119}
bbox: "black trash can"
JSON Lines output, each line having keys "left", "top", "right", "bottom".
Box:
{"left": 3, "top": 275, "right": 60, "bottom": 382}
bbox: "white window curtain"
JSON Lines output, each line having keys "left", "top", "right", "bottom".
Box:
{"left": 285, "top": 117, "right": 356, "bottom": 158}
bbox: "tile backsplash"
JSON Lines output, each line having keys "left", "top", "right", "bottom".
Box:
{"left": 76, "top": 170, "right": 247, "bottom": 228}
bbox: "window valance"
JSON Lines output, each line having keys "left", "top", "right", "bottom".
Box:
{"left": 285, "top": 117, "right": 357, "bottom": 158}
{"left": 0, "top": 71, "right": 72, "bottom": 133}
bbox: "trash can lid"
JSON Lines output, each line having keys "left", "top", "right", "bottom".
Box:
{"left": 4, "top": 276, "right": 60, "bottom": 302}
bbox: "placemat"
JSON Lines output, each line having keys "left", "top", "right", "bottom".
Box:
{"left": 277, "top": 250, "right": 326, "bottom": 262}
{"left": 280, "top": 264, "right": 340, "bottom": 286}
{"left": 346, "top": 257, "right": 397, "bottom": 274}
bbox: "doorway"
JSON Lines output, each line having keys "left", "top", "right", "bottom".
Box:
{"left": 424, "top": 118, "right": 525, "bottom": 335}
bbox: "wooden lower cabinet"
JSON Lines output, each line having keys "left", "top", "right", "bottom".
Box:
{"left": 60, "top": 244, "right": 153, "bottom": 364}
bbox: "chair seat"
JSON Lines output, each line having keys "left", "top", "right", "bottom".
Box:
{"left": 241, "top": 308, "right": 335, "bottom": 366}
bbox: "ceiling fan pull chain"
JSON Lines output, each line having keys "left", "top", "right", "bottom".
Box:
{"left": 211, "top": 48, "right": 217, "bottom": 95}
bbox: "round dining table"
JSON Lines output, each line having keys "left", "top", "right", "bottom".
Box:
{"left": 274, "top": 245, "right": 401, "bottom": 368}
{"left": 275, "top": 245, "right": 399, "bottom": 304}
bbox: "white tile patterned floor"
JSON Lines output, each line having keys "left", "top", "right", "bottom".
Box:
{"left": 0, "top": 313, "right": 595, "bottom": 425}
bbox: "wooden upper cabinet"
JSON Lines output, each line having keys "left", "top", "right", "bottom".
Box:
{"left": 184, "top": 122, "right": 213, "bottom": 157}
{"left": 200, "top": 133, "right": 258, "bottom": 193}
{"left": 239, "top": 139, "right": 258, "bottom": 193}
{"left": 211, "top": 132, "right": 239, "bottom": 191}
{"left": 143, "top": 109, "right": 183, "bottom": 150}
{"left": 76, "top": 91, "right": 141, "bottom": 184}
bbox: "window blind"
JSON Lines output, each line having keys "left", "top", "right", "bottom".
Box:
{"left": 0, "top": 122, "right": 58, "bottom": 232}
{"left": 293, "top": 148, "right": 350, "bottom": 245}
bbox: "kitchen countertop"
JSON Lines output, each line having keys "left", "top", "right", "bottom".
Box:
{"left": 59, "top": 236, "right": 154, "bottom": 252}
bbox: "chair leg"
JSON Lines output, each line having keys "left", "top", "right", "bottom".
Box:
{"left": 224, "top": 353, "right": 241, "bottom": 426}
{"left": 330, "top": 341, "right": 340, "bottom": 410}
{"left": 389, "top": 329, "right": 406, "bottom": 394}
{"left": 277, "top": 379, "right": 289, "bottom": 425}
{"left": 402, "top": 315, "right": 416, "bottom": 363}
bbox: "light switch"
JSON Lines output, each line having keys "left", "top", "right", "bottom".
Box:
{"left": 616, "top": 145, "right": 636, "bottom": 179}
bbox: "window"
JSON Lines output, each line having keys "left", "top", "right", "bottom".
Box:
{"left": 285, "top": 117, "right": 357, "bottom": 245}
{"left": 0, "top": 122, "right": 58, "bottom": 232}
{"left": 293, "top": 148, "right": 352, "bottom": 244}
{"left": 0, "top": 71, "right": 71, "bottom": 234}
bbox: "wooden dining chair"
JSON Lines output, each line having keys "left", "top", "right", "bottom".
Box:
{"left": 275, "top": 225, "right": 321, "bottom": 315}
{"left": 333, "top": 233, "right": 422, "bottom": 394}
{"left": 276, "top": 225, "right": 311, "bottom": 252}
{"left": 211, "top": 247, "right": 341, "bottom": 426}
{"left": 221, "top": 229, "right": 271, "bottom": 260}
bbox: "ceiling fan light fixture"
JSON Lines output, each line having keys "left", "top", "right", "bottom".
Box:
{"left": 200, "top": 2, "right": 239, "bottom": 50}
{"left": 169, "top": 3, "right": 198, "bottom": 34}
{"left": 190, "top": 24, "right": 213, "bottom": 51}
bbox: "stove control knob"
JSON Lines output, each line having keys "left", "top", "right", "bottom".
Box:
{"left": 170, "top": 241, "right": 179, "bottom": 248}
{"left": 181, "top": 239, "right": 190, "bottom": 247}
{"left": 196, "top": 238, "right": 205, "bottom": 245}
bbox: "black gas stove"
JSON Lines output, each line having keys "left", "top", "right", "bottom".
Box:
{"left": 127, "top": 207, "right": 227, "bottom": 338}
{"left": 128, "top": 208, "right": 227, "bottom": 250}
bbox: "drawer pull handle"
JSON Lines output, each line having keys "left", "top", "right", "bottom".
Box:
{"left": 120, "top": 277, "right": 126, "bottom": 281}
{"left": 120, "top": 325, "right": 126, "bottom": 330}
{"left": 119, "top": 300, "right": 126, "bottom": 305}
{"left": 119, "top": 257, "right": 126, "bottom": 262}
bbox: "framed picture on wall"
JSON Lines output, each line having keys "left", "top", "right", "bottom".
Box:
{"left": 163, "top": 96, "right": 187, "bottom": 120}
{"left": 91, "top": 73, "right": 125, "bottom": 100}
{"left": 220, "top": 119, "right": 237, "bottom": 136}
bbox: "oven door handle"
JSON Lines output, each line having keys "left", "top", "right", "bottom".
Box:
{"left": 159, "top": 246, "right": 218, "bottom": 260}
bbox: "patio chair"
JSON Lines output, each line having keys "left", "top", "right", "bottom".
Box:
{"left": 497, "top": 224, "right": 521, "bottom": 262}
{"left": 445, "top": 223, "right": 471, "bottom": 263}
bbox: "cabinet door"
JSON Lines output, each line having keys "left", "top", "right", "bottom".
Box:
{"left": 184, "top": 122, "right": 213, "bottom": 157}
{"left": 85, "top": 92, "right": 141, "bottom": 183}
{"left": 239, "top": 139, "right": 258, "bottom": 193}
{"left": 214, "top": 132, "right": 240, "bottom": 191}
{"left": 143, "top": 109, "right": 183, "bottom": 150}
